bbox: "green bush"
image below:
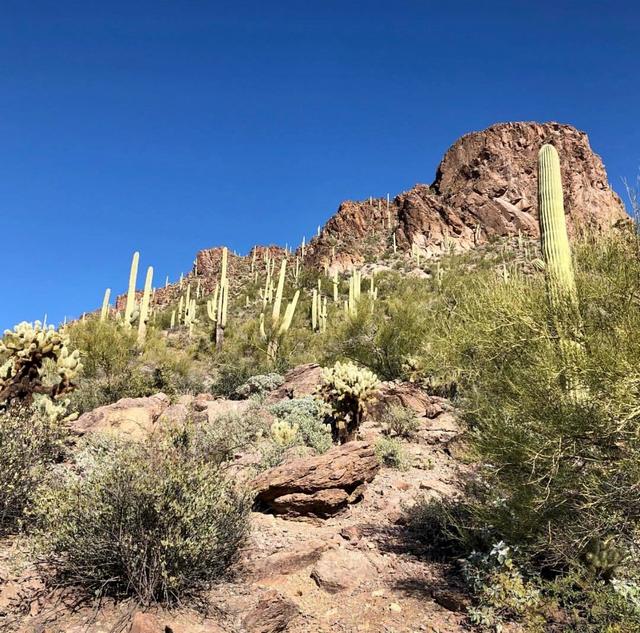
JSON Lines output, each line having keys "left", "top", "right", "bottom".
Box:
{"left": 268, "top": 397, "right": 332, "bottom": 454}
{"left": 374, "top": 437, "right": 407, "bottom": 469}
{"left": 381, "top": 403, "right": 420, "bottom": 438}
{"left": 0, "top": 407, "right": 65, "bottom": 534}
{"left": 324, "top": 276, "right": 432, "bottom": 380}
{"left": 68, "top": 320, "right": 204, "bottom": 413}
{"left": 31, "top": 427, "right": 252, "bottom": 604}
{"left": 233, "top": 373, "right": 284, "bottom": 399}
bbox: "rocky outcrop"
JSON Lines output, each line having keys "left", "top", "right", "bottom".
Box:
{"left": 252, "top": 441, "right": 379, "bottom": 517}
{"left": 71, "top": 393, "right": 171, "bottom": 439}
{"left": 267, "top": 363, "right": 323, "bottom": 402}
{"left": 304, "top": 121, "right": 627, "bottom": 271}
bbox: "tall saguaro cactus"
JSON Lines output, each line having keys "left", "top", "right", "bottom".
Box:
{"left": 215, "top": 247, "right": 229, "bottom": 349}
{"left": 137, "top": 266, "right": 154, "bottom": 344}
{"left": 100, "top": 288, "right": 111, "bottom": 322}
{"left": 124, "top": 252, "right": 140, "bottom": 329}
{"left": 537, "top": 144, "right": 584, "bottom": 394}
{"left": 538, "top": 144, "right": 578, "bottom": 310}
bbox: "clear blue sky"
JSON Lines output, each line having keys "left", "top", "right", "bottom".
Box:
{"left": 1, "top": 1, "right": 638, "bottom": 329}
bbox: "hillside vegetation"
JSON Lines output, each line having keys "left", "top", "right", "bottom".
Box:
{"left": 2, "top": 141, "right": 640, "bottom": 632}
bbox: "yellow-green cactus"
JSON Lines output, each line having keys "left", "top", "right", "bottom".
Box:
{"left": 137, "top": 266, "right": 154, "bottom": 344}
{"left": 318, "top": 361, "right": 379, "bottom": 443}
{"left": 0, "top": 321, "right": 82, "bottom": 417}
{"left": 100, "top": 288, "right": 111, "bottom": 322}
{"left": 537, "top": 144, "right": 585, "bottom": 394}
{"left": 124, "top": 251, "right": 139, "bottom": 329}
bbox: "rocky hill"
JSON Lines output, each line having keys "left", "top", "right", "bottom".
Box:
{"left": 114, "top": 121, "right": 626, "bottom": 311}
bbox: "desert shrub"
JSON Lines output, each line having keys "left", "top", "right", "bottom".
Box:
{"left": 324, "top": 276, "right": 431, "bottom": 380}
{"left": 268, "top": 397, "right": 332, "bottom": 454}
{"left": 31, "top": 427, "right": 252, "bottom": 604}
{"left": 381, "top": 403, "right": 420, "bottom": 438}
{"left": 412, "top": 230, "right": 640, "bottom": 571}
{"left": 68, "top": 320, "right": 203, "bottom": 413}
{"left": 463, "top": 543, "right": 545, "bottom": 632}
{"left": 210, "top": 358, "right": 259, "bottom": 397}
{"left": 178, "top": 405, "right": 266, "bottom": 465}
{"left": 233, "top": 373, "right": 284, "bottom": 400}
{"left": 318, "top": 361, "right": 380, "bottom": 442}
{"left": 0, "top": 407, "right": 65, "bottom": 534}
{"left": 374, "top": 437, "right": 407, "bottom": 469}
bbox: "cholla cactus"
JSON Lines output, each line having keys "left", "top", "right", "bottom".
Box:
{"left": 0, "top": 321, "right": 82, "bottom": 417}
{"left": 318, "top": 361, "right": 380, "bottom": 443}
{"left": 270, "top": 419, "right": 299, "bottom": 447}
{"left": 584, "top": 537, "right": 625, "bottom": 580}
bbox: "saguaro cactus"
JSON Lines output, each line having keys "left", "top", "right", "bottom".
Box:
{"left": 137, "top": 266, "right": 154, "bottom": 344}
{"left": 537, "top": 144, "right": 584, "bottom": 394}
{"left": 124, "top": 252, "right": 139, "bottom": 328}
{"left": 100, "top": 288, "right": 111, "bottom": 322}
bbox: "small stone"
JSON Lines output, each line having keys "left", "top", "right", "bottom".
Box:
{"left": 388, "top": 602, "right": 402, "bottom": 613}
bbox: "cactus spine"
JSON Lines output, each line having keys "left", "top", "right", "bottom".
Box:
{"left": 100, "top": 288, "right": 111, "bottom": 322}
{"left": 124, "top": 251, "right": 139, "bottom": 328}
{"left": 137, "top": 266, "right": 154, "bottom": 344}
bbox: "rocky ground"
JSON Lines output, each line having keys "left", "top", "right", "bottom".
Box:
{"left": 0, "top": 364, "right": 473, "bottom": 633}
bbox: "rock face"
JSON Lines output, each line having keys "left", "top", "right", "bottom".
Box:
{"left": 252, "top": 441, "right": 379, "bottom": 517}
{"left": 304, "top": 121, "right": 627, "bottom": 271}
{"left": 242, "top": 590, "right": 299, "bottom": 633}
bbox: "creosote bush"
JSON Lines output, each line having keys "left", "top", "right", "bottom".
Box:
{"left": 31, "top": 426, "right": 252, "bottom": 604}
{"left": 0, "top": 407, "right": 65, "bottom": 534}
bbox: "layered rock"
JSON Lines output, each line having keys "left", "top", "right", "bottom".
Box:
{"left": 252, "top": 441, "right": 379, "bottom": 517}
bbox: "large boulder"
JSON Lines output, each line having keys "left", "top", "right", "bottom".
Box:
{"left": 71, "top": 393, "right": 171, "bottom": 439}
{"left": 252, "top": 441, "right": 379, "bottom": 517}
{"left": 311, "top": 548, "right": 376, "bottom": 593}
{"left": 267, "top": 363, "right": 323, "bottom": 402}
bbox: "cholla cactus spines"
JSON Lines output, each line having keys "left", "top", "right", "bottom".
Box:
{"left": 271, "top": 419, "right": 299, "bottom": 447}
{"left": 318, "top": 361, "right": 380, "bottom": 443}
{"left": 332, "top": 270, "right": 339, "bottom": 302}
{"left": 0, "top": 321, "right": 82, "bottom": 415}
{"left": 124, "top": 251, "right": 139, "bottom": 329}
{"left": 170, "top": 310, "right": 176, "bottom": 329}
{"left": 272, "top": 259, "right": 287, "bottom": 324}
{"left": 137, "top": 266, "right": 154, "bottom": 344}
{"left": 100, "top": 288, "right": 111, "bottom": 322}
{"left": 178, "top": 295, "right": 185, "bottom": 324}
{"left": 583, "top": 537, "right": 624, "bottom": 580}
{"left": 301, "top": 236, "right": 306, "bottom": 259}
{"left": 392, "top": 233, "right": 397, "bottom": 254}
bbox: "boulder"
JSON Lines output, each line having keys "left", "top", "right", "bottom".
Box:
{"left": 242, "top": 590, "right": 299, "bottom": 632}
{"left": 248, "top": 539, "right": 330, "bottom": 581}
{"left": 267, "top": 363, "right": 323, "bottom": 401}
{"left": 311, "top": 548, "right": 376, "bottom": 593}
{"left": 252, "top": 441, "right": 379, "bottom": 517}
{"left": 71, "top": 393, "right": 170, "bottom": 439}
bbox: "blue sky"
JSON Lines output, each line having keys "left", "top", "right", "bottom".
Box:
{"left": 1, "top": 1, "right": 638, "bottom": 329}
